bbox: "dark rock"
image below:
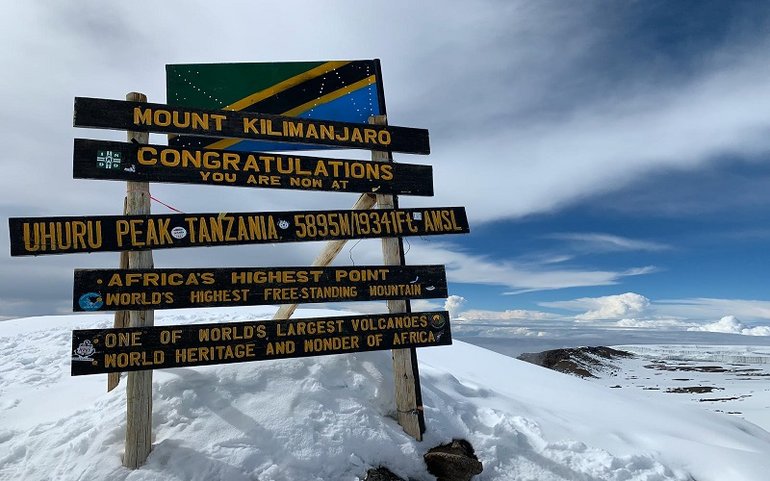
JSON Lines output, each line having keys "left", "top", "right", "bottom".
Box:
{"left": 424, "top": 439, "right": 483, "bottom": 481}
{"left": 517, "top": 346, "right": 634, "bottom": 378}
{"left": 364, "top": 466, "right": 406, "bottom": 481}
{"left": 666, "top": 386, "right": 722, "bottom": 394}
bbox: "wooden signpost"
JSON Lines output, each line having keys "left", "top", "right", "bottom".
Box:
{"left": 9, "top": 207, "right": 468, "bottom": 256}
{"left": 73, "top": 97, "right": 430, "bottom": 154}
{"left": 9, "top": 60, "right": 470, "bottom": 469}
{"left": 73, "top": 139, "right": 434, "bottom": 196}
{"left": 121, "top": 91, "right": 154, "bottom": 469}
{"left": 73, "top": 265, "right": 448, "bottom": 311}
{"left": 71, "top": 311, "right": 452, "bottom": 375}
{"left": 369, "top": 113, "right": 427, "bottom": 439}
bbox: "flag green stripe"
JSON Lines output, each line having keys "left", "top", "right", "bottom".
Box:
{"left": 166, "top": 61, "right": 326, "bottom": 109}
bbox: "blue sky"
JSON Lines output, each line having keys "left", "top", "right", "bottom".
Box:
{"left": 411, "top": 0, "right": 770, "bottom": 326}
{"left": 1, "top": 1, "right": 770, "bottom": 333}
{"left": 449, "top": 162, "right": 770, "bottom": 304}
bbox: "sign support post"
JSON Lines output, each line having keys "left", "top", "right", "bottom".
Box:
{"left": 108, "top": 208, "right": 129, "bottom": 392}
{"left": 272, "top": 193, "right": 376, "bottom": 321}
{"left": 371, "top": 114, "right": 425, "bottom": 440}
{"left": 122, "top": 92, "right": 154, "bottom": 469}
{"left": 8, "top": 60, "right": 468, "bottom": 469}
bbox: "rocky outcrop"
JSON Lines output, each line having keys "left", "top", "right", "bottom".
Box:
{"left": 423, "top": 439, "right": 483, "bottom": 481}
{"left": 518, "top": 346, "right": 634, "bottom": 378}
{"left": 364, "top": 466, "right": 406, "bottom": 481}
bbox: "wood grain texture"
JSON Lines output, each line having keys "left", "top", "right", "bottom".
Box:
{"left": 123, "top": 92, "right": 154, "bottom": 470}
{"left": 107, "top": 246, "right": 129, "bottom": 392}
{"left": 71, "top": 311, "right": 452, "bottom": 375}
{"left": 73, "top": 97, "right": 430, "bottom": 154}
{"left": 371, "top": 114, "right": 425, "bottom": 441}
{"left": 74, "top": 264, "right": 448, "bottom": 312}
{"left": 73, "top": 139, "right": 434, "bottom": 196}
{"left": 9, "top": 206, "right": 469, "bottom": 256}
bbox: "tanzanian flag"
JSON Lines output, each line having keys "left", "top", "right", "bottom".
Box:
{"left": 166, "top": 60, "right": 385, "bottom": 152}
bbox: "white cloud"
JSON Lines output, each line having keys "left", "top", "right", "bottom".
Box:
{"left": 406, "top": 242, "right": 656, "bottom": 294}
{"left": 410, "top": 299, "right": 445, "bottom": 313}
{"left": 615, "top": 318, "right": 693, "bottom": 329}
{"left": 538, "top": 294, "right": 770, "bottom": 327}
{"left": 428, "top": 293, "right": 770, "bottom": 337}
{"left": 653, "top": 298, "right": 770, "bottom": 323}
{"left": 427, "top": 290, "right": 770, "bottom": 342}
{"left": 542, "top": 292, "right": 650, "bottom": 321}
{"left": 319, "top": 299, "right": 445, "bottom": 317}
{"left": 3, "top": 2, "right": 770, "bottom": 318}
{"left": 545, "top": 233, "right": 671, "bottom": 252}
{"left": 450, "top": 324, "right": 547, "bottom": 338}
{"left": 689, "top": 315, "right": 743, "bottom": 334}
{"left": 576, "top": 294, "right": 650, "bottom": 321}
{"left": 744, "top": 326, "right": 770, "bottom": 336}
{"left": 444, "top": 295, "right": 466, "bottom": 319}
{"left": 687, "top": 315, "right": 770, "bottom": 336}
{"left": 428, "top": 45, "right": 770, "bottom": 223}
{"left": 459, "top": 309, "right": 557, "bottom": 322}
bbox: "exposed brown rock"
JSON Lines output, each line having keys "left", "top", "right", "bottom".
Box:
{"left": 517, "top": 346, "right": 634, "bottom": 378}
{"left": 424, "top": 439, "right": 483, "bottom": 481}
{"left": 364, "top": 466, "right": 406, "bottom": 481}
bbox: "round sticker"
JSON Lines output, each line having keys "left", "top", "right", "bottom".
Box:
{"left": 79, "top": 292, "right": 104, "bottom": 311}
{"left": 171, "top": 226, "right": 187, "bottom": 239}
{"left": 430, "top": 314, "right": 446, "bottom": 329}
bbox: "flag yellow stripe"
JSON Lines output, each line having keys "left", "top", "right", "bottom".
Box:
{"left": 202, "top": 61, "right": 349, "bottom": 151}
{"left": 225, "top": 61, "right": 350, "bottom": 112}
{"left": 205, "top": 137, "right": 240, "bottom": 150}
{"left": 174, "top": 61, "right": 354, "bottom": 148}
{"left": 204, "top": 74, "right": 377, "bottom": 151}
{"left": 282, "top": 75, "right": 376, "bottom": 117}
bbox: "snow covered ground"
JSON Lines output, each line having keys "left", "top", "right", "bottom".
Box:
{"left": 590, "top": 345, "right": 770, "bottom": 432}
{"left": 2, "top": 307, "right": 770, "bottom": 481}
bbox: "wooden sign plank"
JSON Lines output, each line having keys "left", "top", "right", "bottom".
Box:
{"left": 73, "top": 97, "right": 430, "bottom": 154}
{"left": 9, "top": 207, "right": 469, "bottom": 256}
{"left": 72, "top": 139, "right": 434, "bottom": 196}
{"left": 71, "top": 310, "right": 452, "bottom": 375}
{"left": 73, "top": 265, "right": 448, "bottom": 312}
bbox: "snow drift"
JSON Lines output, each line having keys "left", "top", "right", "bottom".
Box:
{"left": 1, "top": 307, "right": 769, "bottom": 481}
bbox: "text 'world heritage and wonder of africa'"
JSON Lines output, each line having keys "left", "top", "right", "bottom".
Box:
{"left": 71, "top": 311, "right": 452, "bottom": 375}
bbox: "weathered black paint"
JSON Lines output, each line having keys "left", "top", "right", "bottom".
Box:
{"left": 72, "top": 139, "right": 434, "bottom": 196}
{"left": 73, "top": 265, "right": 448, "bottom": 311}
{"left": 9, "top": 207, "right": 469, "bottom": 256}
{"left": 73, "top": 97, "right": 430, "bottom": 154}
{"left": 70, "top": 310, "right": 452, "bottom": 375}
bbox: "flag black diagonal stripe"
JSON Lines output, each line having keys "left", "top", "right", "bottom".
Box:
{"left": 170, "top": 61, "right": 378, "bottom": 150}
{"left": 247, "top": 60, "right": 376, "bottom": 114}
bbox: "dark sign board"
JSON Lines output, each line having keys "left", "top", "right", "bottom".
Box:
{"left": 73, "top": 97, "right": 430, "bottom": 154}
{"left": 71, "top": 310, "right": 452, "bottom": 375}
{"left": 73, "top": 139, "right": 433, "bottom": 196}
{"left": 9, "top": 207, "right": 469, "bottom": 256}
{"left": 73, "top": 265, "right": 448, "bottom": 312}
{"left": 166, "top": 60, "right": 386, "bottom": 153}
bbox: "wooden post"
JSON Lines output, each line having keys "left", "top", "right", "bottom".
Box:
{"left": 122, "top": 92, "right": 154, "bottom": 469}
{"left": 272, "top": 192, "right": 376, "bottom": 321}
{"left": 371, "top": 114, "right": 425, "bottom": 440}
{"left": 107, "top": 205, "right": 129, "bottom": 392}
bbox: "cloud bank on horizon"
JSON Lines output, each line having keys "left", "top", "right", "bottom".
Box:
{"left": 451, "top": 292, "right": 770, "bottom": 337}
{"left": 1, "top": 1, "right": 770, "bottom": 326}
